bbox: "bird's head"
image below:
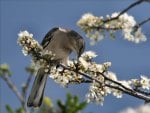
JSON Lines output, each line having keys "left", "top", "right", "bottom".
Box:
{"left": 67, "top": 30, "right": 85, "bottom": 58}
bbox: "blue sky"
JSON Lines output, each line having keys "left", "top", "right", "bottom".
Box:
{"left": 0, "top": 0, "right": 150, "bottom": 113}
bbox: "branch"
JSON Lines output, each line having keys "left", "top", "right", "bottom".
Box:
{"left": 59, "top": 64, "right": 150, "bottom": 103}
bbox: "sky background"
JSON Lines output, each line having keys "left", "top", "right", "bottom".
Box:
{"left": 0, "top": 0, "right": 150, "bottom": 113}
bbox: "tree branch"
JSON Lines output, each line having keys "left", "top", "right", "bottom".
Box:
{"left": 59, "top": 64, "right": 150, "bottom": 103}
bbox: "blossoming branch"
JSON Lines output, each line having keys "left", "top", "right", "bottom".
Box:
{"left": 17, "top": 31, "right": 150, "bottom": 105}
{"left": 77, "top": 12, "right": 147, "bottom": 45}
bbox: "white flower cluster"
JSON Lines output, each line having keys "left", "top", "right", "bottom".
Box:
{"left": 129, "top": 75, "right": 150, "bottom": 90}
{"left": 77, "top": 13, "right": 103, "bottom": 28}
{"left": 86, "top": 72, "right": 150, "bottom": 104}
{"left": 77, "top": 12, "right": 147, "bottom": 44}
{"left": 120, "top": 105, "right": 150, "bottom": 113}
{"left": 17, "top": 31, "right": 42, "bottom": 56}
{"left": 79, "top": 51, "right": 111, "bottom": 73}
{"left": 49, "top": 65, "right": 83, "bottom": 87}
{"left": 18, "top": 31, "right": 56, "bottom": 73}
{"left": 80, "top": 51, "right": 97, "bottom": 60}
{"left": 77, "top": 13, "right": 105, "bottom": 45}
{"left": 116, "top": 13, "right": 147, "bottom": 43}
{"left": 86, "top": 71, "right": 123, "bottom": 105}
{"left": 48, "top": 51, "right": 111, "bottom": 87}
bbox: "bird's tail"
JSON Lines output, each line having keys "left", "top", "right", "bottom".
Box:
{"left": 27, "top": 68, "right": 48, "bottom": 107}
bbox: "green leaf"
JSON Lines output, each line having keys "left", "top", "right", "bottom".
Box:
{"left": 78, "top": 102, "right": 87, "bottom": 110}
{"left": 57, "top": 100, "right": 65, "bottom": 109}
{"left": 57, "top": 93, "right": 87, "bottom": 113}
{"left": 5, "top": 105, "right": 14, "bottom": 113}
{"left": 43, "top": 96, "right": 53, "bottom": 107}
{"left": 66, "top": 93, "right": 72, "bottom": 106}
{"left": 0, "top": 63, "right": 11, "bottom": 76}
{"left": 74, "top": 96, "right": 79, "bottom": 106}
{"left": 16, "top": 107, "right": 24, "bottom": 113}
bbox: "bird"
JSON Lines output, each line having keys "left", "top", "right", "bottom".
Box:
{"left": 27, "top": 27, "right": 85, "bottom": 107}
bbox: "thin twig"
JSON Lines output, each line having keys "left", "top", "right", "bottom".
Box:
{"left": 138, "top": 17, "right": 150, "bottom": 26}
{"left": 22, "top": 74, "right": 33, "bottom": 99}
{"left": 134, "top": 17, "right": 150, "bottom": 31}
{"left": 103, "top": 0, "right": 145, "bottom": 23}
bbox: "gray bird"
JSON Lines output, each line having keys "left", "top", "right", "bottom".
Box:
{"left": 27, "top": 27, "right": 85, "bottom": 107}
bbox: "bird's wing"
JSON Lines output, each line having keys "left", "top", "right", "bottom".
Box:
{"left": 41, "top": 27, "right": 59, "bottom": 49}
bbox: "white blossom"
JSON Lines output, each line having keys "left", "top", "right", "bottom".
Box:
{"left": 41, "top": 50, "right": 56, "bottom": 61}
{"left": 119, "top": 13, "right": 136, "bottom": 28}
{"left": 106, "top": 71, "right": 117, "bottom": 81}
{"left": 17, "top": 30, "right": 42, "bottom": 56}
{"left": 140, "top": 75, "right": 150, "bottom": 90}
{"left": 18, "top": 30, "right": 33, "bottom": 39}
{"left": 103, "top": 62, "right": 112, "bottom": 69}
{"left": 49, "top": 65, "right": 83, "bottom": 87}
{"left": 123, "top": 28, "right": 146, "bottom": 43}
{"left": 86, "top": 81, "right": 105, "bottom": 105}
{"left": 79, "top": 57, "right": 89, "bottom": 70}
{"left": 81, "top": 51, "right": 97, "bottom": 60}
{"left": 112, "top": 90, "right": 123, "bottom": 98}
{"left": 111, "top": 12, "right": 118, "bottom": 18}
{"left": 134, "top": 28, "right": 147, "bottom": 43}
{"left": 77, "top": 13, "right": 100, "bottom": 27}
{"left": 129, "top": 75, "right": 150, "bottom": 90}
{"left": 22, "top": 49, "right": 28, "bottom": 56}
{"left": 119, "top": 80, "right": 132, "bottom": 89}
